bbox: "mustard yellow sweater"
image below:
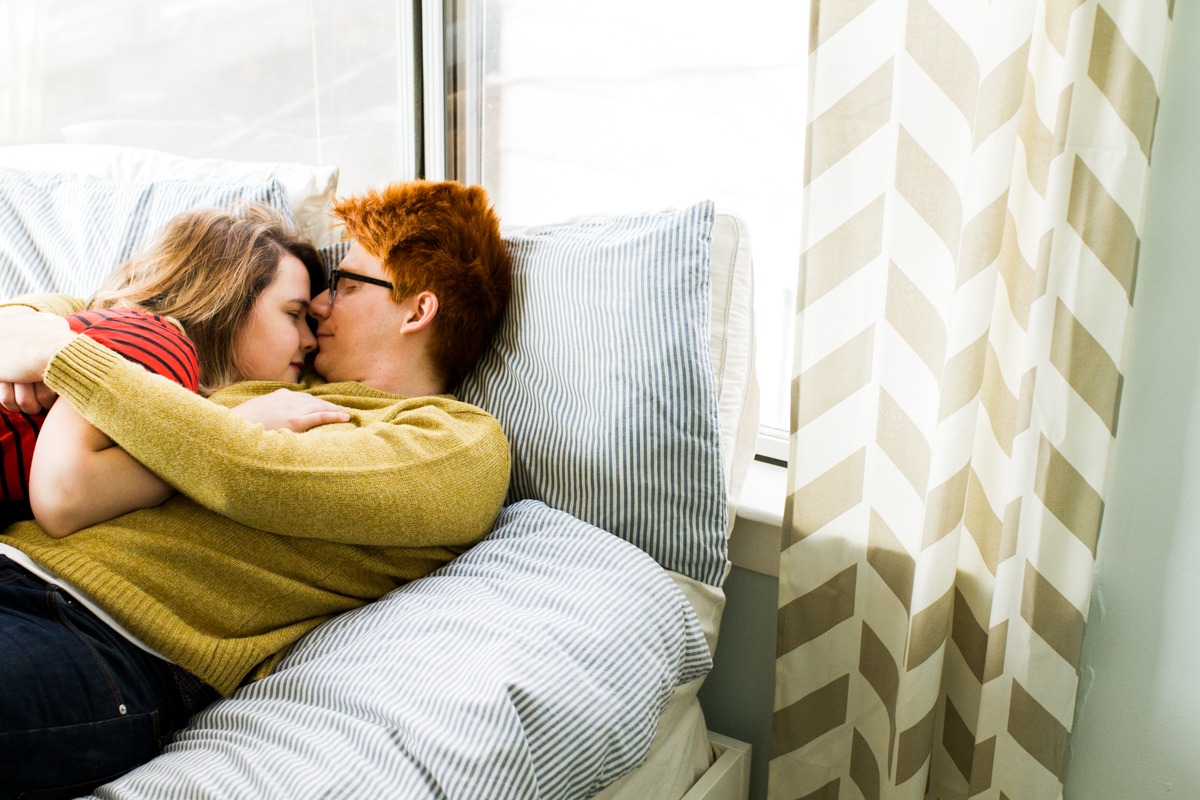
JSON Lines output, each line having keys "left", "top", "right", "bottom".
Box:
{"left": 0, "top": 306, "right": 510, "bottom": 695}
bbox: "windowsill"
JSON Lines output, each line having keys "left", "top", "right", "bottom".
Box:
{"left": 728, "top": 460, "right": 786, "bottom": 578}
{"left": 737, "top": 460, "right": 786, "bottom": 527}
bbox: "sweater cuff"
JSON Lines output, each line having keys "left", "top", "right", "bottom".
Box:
{"left": 44, "top": 335, "right": 124, "bottom": 411}
{"left": 3, "top": 293, "right": 85, "bottom": 317}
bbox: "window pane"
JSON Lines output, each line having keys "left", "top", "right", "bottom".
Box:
{"left": 0, "top": 0, "right": 415, "bottom": 195}
{"left": 481, "top": 0, "right": 805, "bottom": 433}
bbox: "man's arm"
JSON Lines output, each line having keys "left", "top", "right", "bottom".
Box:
{"left": 29, "top": 388, "right": 352, "bottom": 538}
{"left": 0, "top": 292, "right": 87, "bottom": 317}
{"left": 40, "top": 336, "right": 510, "bottom": 548}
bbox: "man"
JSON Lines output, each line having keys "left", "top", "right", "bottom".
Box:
{"left": 0, "top": 181, "right": 512, "bottom": 798}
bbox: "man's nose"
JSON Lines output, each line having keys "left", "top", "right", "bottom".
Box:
{"left": 309, "top": 289, "right": 332, "bottom": 320}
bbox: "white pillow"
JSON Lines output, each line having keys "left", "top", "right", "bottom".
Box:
{"left": 0, "top": 144, "right": 339, "bottom": 246}
{"left": 702, "top": 212, "right": 757, "bottom": 533}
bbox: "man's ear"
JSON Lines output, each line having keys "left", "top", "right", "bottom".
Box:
{"left": 398, "top": 291, "right": 438, "bottom": 335}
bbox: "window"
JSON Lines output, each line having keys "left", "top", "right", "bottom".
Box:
{"left": 447, "top": 0, "right": 807, "bottom": 458}
{"left": 2, "top": 0, "right": 805, "bottom": 459}
{"left": 0, "top": 0, "right": 419, "bottom": 195}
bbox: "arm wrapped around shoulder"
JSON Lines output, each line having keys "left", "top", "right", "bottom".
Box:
{"left": 43, "top": 334, "right": 512, "bottom": 547}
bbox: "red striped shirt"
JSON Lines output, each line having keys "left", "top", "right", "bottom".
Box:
{"left": 0, "top": 308, "right": 199, "bottom": 502}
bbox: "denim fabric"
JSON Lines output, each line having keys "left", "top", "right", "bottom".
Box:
{"left": 0, "top": 556, "right": 197, "bottom": 800}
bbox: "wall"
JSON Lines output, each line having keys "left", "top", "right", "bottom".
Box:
{"left": 699, "top": 460, "right": 787, "bottom": 800}
{"left": 1064, "top": 4, "right": 1200, "bottom": 797}
{"left": 698, "top": 560, "right": 778, "bottom": 800}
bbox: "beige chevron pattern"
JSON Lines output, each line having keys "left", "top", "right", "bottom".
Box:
{"left": 775, "top": 1, "right": 1173, "bottom": 798}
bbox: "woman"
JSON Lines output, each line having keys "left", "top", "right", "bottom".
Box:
{"left": 0, "top": 204, "right": 348, "bottom": 535}
{"left": 0, "top": 204, "right": 359, "bottom": 799}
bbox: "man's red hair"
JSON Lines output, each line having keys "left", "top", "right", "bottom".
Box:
{"left": 332, "top": 181, "right": 511, "bottom": 389}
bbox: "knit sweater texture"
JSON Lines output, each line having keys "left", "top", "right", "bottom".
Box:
{"left": 0, "top": 306, "right": 510, "bottom": 695}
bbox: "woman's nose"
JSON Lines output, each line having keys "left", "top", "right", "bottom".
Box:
{"left": 299, "top": 320, "right": 318, "bottom": 353}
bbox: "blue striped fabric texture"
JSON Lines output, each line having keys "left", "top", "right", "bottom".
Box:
{"left": 457, "top": 202, "right": 729, "bottom": 586}
{"left": 316, "top": 240, "right": 351, "bottom": 275}
{"left": 0, "top": 166, "right": 292, "bottom": 300}
{"left": 91, "top": 501, "right": 710, "bottom": 800}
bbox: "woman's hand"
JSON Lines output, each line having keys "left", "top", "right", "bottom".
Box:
{"left": 0, "top": 312, "right": 76, "bottom": 382}
{"left": 0, "top": 381, "right": 56, "bottom": 414}
{"left": 0, "top": 310, "right": 73, "bottom": 414}
{"left": 229, "top": 389, "right": 352, "bottom": 433}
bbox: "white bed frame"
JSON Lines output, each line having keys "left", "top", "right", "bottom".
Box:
{"left": 685, "top": 733, "right": 752, "bottom": 800}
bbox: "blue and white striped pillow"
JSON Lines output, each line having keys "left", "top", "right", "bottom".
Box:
{"left": 0, "top": 165, "right": 293, "bottom": 300}
{"left": 457, "top": 201, "right": 729, "bottom": 586}
{"left": 316, "top": 240, "right": 351, "bottom": 275}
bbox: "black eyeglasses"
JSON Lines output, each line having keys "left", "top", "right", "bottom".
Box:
{"left": 328, "top": 268, "right": 395, "bottom": 305}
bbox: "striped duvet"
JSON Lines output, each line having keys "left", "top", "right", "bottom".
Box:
{"left": 89, "top": 501, "right": 711, "bottom": 800}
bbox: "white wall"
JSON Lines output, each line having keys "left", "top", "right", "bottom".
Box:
{"left": 1065, "top": 4, "right": 1200, "bottom": 798}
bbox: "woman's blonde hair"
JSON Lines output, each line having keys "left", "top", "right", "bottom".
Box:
{"left": 91, "top": 204, "right": 324, "bottom": 394}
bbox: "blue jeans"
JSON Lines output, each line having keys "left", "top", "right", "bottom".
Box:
{"left": 0, "top": 555, "right": 204, "bottom": 799}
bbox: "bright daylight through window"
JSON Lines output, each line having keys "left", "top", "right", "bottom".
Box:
{"left": 0, "top": 0, "right": 414, "bottom": 195}
{"left": 2, "top": 0, "right": 805, "bottom": 458}
{"left": 475, "top": 0, "right": 806, "bottom": 455}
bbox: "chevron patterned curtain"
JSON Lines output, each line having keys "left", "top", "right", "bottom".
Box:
{"left": 773, "top": 1, "right": 1172, "bottom": 798}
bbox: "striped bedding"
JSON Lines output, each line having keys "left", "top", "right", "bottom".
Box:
{"left": 457, "top": 202, "right": 729, "bottom": 587}
{"left": 89, "top": 501, "right": 711, "bottom": 800}
{"left": 0, "top": 168, "right": 726, "bottom": 797}
{"left": 0, "top": 165, "right": 292, "bottom": 299}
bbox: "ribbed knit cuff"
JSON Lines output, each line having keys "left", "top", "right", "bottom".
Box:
{"left": 44, "top": 334, "right": 123, "bottom": 411}
{"left": 2, "top": 293, "right": 84, "bottom": 316}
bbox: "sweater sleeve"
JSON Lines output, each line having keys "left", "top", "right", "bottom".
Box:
{"left": 0, "top": 293, "right": 87, "bottom": 316}
{"left": 43, "top": 335, "right": 511, "bottom": 548}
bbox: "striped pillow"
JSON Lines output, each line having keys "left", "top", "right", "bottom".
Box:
{"left": 457, "top": 201, "right": 728, "bottom": 586}
{"left": 0, "top": 165, "right": 292, "bottom": 300}
{"left": 316, "top": 240, "right": 351, "bottom": 275}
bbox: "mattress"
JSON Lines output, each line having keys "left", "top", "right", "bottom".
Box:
{"left": 596, "top": 570, "right": 727, "bottom": 800}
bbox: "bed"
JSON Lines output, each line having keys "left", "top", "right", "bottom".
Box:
{"left": 0, "top": 144, "right": 758, "bottom": 800}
